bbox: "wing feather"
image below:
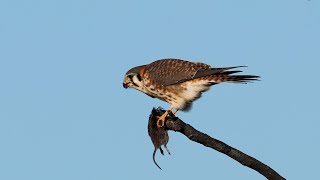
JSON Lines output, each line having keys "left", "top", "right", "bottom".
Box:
{"left": 145, "top": 59, "right": 209, "bottom": 86}
{"left": 145, "top": 59, "right": 252, "bottom": 86}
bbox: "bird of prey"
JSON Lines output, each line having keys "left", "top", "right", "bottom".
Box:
{"left": 123, "top": 58, "right": 259, "bottom": 127}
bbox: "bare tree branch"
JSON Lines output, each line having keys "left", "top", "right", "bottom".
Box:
{"left": 149, "top": 108, "right": 285, "bottom": 180}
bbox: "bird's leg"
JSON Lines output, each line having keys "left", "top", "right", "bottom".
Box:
{"left": 167, "top": 108, "right": 179, "bottom": 117}
{"left": 157, "top": 106, "right": 173, "bottom": 128}
{"left": 172, "top": 109, "right": 179, "bottom": 115}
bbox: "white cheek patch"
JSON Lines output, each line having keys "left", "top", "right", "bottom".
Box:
{"left": 132, "top": 76, "right": 143, "bottom": 87}
{"left": 131, "top": 76, "right": 147, "bottom": 92}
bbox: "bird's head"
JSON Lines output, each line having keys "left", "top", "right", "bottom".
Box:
{"left": 123, "top": 65, "right": 145, "bottom": 90}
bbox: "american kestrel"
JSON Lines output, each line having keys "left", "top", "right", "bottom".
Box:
{"left": 123, "top": 58, "right": 259, "bottom": 127}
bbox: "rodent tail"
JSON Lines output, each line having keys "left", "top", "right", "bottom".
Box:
{"left": 153, "top": 149, "right": 162, "bottom": 170}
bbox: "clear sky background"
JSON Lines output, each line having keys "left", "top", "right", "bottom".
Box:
{"left": 0, "top": 0, "right": 319, "bottom": 179}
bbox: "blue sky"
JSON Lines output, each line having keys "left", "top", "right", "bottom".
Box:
{"left": 0, "top": 0, "right": 319, "bottom": 179}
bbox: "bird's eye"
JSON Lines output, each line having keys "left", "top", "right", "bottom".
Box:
{"left": 127, "top": 74, "right": 133, "bottom": 80}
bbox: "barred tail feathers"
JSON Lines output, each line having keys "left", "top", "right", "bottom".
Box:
{"left": 207, "top": 67, "right": 260, "bottom": 84}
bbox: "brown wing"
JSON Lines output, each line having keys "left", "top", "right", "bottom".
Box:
{"left": 144, "top": 59, "right": 211, "bottom": 86}
{"left": 144, "top": 59, "right": 252, "bottom": 86}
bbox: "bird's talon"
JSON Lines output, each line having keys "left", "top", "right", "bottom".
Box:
{"left": 157, "top": 119, "right": 165, "bottom": 128}
{"left": 167, "top": 110, "right": 174, "bottom": 117}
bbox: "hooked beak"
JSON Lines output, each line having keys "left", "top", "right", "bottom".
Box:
{"left": 123, "top": 83, "right": 129, "bottom": 89}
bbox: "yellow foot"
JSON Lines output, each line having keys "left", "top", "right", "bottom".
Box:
{"left": 157, "top": 111, "right": 168, "bottom": 128}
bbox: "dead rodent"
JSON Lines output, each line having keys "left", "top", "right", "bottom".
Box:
{"left": 148, "top": 108, "right": 171, "bottom": 170}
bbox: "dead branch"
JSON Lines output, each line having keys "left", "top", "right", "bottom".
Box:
{"left": 149, "top": 108, "right": 285, "bottom": 180}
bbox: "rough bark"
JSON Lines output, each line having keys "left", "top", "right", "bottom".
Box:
{"left": 150, "top": 108, "right": 285, "bottom": 180}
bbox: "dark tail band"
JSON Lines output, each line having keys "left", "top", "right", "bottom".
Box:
{"left": 209, "top": 67, "right": 260, "bottom": 84}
